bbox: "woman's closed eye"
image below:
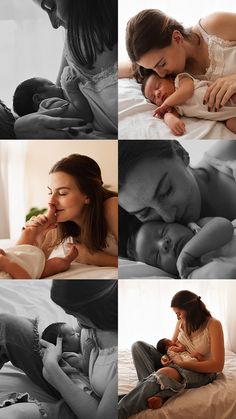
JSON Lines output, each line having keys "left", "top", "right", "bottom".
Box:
{"left": 158, "top": 185, "right": 173, "bottom": 201}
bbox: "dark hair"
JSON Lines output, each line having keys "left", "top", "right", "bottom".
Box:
{"left": 171, "top": 290, "right": 211, "bottom": 336}
{"left": 126, "top": 9, "right": 199, "bottom": 82}
{"left": 67, "top": 0, "right": 117, "bottom": 69}
{"left": 156, "top": 338, "right": 168, "bottom": 354}
{"left": 50, "top": 154, "right": 117, "bottom": 252}
{"left": 0, "top": 101, "right": 16, "bottom": 139}
{"left": 119, "top": 140, "right": 189, "bottom": 189}
{"left": 13, "top": 78, "right": 49, "bottom": 116}
{"left": 42, "top": 322, "right": 66, "bottom": 345}
{"left": 118, "top": 206, "right": 142, "bottom": 258}
{"left": 51, "top": 280, "right": 118, "bottom": 331}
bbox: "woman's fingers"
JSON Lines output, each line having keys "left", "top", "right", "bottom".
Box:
{"left": 40, "top": 338, "right": 51, "bottom": 348}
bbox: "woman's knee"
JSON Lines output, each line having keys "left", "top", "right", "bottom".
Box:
{"left": 157, "top": 367, "right": 182, "bottom": 382}
{"left": 0, "top": 404, "right": 41, "bottom": 419}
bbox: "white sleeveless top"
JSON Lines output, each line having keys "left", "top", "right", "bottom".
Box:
{"left": 177, "top": 321, "right": 211, "bottom": 357}
{"left": 196, "top": 20, "right": 236, "bottom": 81}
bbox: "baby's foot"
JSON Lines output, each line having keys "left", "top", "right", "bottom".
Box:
{"left": 147, "top": 396, "right": 164, "bottom": 410}
{"left": 64, "top": 245, "right": 78, "bottom": 263}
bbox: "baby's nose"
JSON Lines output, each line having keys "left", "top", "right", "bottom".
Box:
{"left": 158, "top": 237, "right": 171, "bottom": 253}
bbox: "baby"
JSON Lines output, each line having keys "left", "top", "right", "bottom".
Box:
{"left": 42, "top": 322, "right": 96, "bottom": 394}
{"left": 142, "top": 72, "right": 236, "bottom": 136}
{"left": 0, "top": 206, "right": 78, "bottom": 279}
{"left": 127, "top": 217, "right": 236, "bottom": 278}
{"left": 156, "top": 338, "right": 201, "bottom": 365}
{"left": 13, "top": 67, "right": 92, "bottom": 123}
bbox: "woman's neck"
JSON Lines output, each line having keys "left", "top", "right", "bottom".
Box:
{"left": 184, "top": 30, "right": 210, "bottom": 76}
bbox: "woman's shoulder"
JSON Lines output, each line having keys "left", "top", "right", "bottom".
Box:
{"left": 103, "top": 196, "right": 118, "bottom": 213}
{"left": 207, "top": 317, "right": 223, "bottom": 332}
{"left": 198, "top": 12, "right": 236, "bottom": 40}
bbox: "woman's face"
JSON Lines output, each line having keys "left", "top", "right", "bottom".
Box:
{"left": 137, "top": 31, "right": 186, "bottom": 78}
{"left": 37, "top": 0, "right": 69, "bottom": 28}
{"left": 172, "top": 307, "right": 186, "bottom": 321}
{"left": 119, "top": 154, "right": 201, "bottom": 224}
{"left": 48, "top": 171, "right": 89, "bottom": 224}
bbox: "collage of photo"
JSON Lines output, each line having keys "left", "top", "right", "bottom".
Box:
{"left": 0, "top": 1, "right": 236, "bottom": 418}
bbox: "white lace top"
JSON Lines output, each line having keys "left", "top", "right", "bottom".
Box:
{"left": 178, "top": 321, "right": 211, "bottom": 357}
{"left": 196, "top": 20, "right": 236, "bottom": 81}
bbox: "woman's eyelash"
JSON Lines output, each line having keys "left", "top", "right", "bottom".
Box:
{"left": 159, "top": 186, "right": 172, "bottom": 200}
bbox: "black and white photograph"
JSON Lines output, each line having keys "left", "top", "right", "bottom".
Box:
{"left": 0, "top": 140, "right": 118, "bottom": 279}
{"left": 0, "top": 0, "right": 118, "bottom": 139}
{"left": 118, "top": 0, "right": 236, "bottom": 140}
{"left": 118, "top": 279, "right": 236, "bottom": 418}
{"left": 119, "top": 140, "right": 236, "bottom": 279}
{"left": 0, "top": 279, "right": 117, "bottom": 419}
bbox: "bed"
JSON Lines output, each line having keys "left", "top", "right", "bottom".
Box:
{"left": 118, "top": 348, "right": 236, "bottom": 419}
{"left": 119, "top": 78, "right": 236, "bottom": 140}
{"left": 0, "top": 281, "right": 78, "bottom": 405}
{"left": 119, "top": 258, "right": 175, "bottom": 279}
{"left": 0, "top": 239, "right": 117, "bottom": 280}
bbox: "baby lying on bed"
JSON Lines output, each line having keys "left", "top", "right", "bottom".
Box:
{"left": 142, "top": 72, "right": 236, "bottom": 136}
{"left": 0, "top": 207, "right": 78, "bottom": 279}
{"left": 127, "top": 217, "right": 236, "bottom": 278}
{"left": 13, "top": 66, "right": 93, "bottom": 125}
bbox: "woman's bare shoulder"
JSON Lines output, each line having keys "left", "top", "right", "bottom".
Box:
{"left": 103, "top": 196, "right": 118, "bottom": 213}
{"left": 200, "top": 12, "right": 236, "bottom": 40}
{"left": 208, "top": 317, "right": 223, "bottom": 331}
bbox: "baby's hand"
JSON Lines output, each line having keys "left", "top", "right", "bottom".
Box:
{"left": 66, "top": 243, "right": 93, "bottom": 265}
{"left": 153, "top": 103, "right": 173, "bottom": 119}
{"left": 177, "top": 251, "right": 199, "bottom": 278}
{"left": 168, "top": 118, "right": 186, "bottom": 136}
{"left": 190, "top": 352, "right": 204, "bottom": 361}
{"left": 161, "top": 355, "right": 171, "bottom": 366}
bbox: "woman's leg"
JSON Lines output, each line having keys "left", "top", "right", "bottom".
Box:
{"left": 131, "top": 341, "right": 163, "bottom": 381}
{"left": 0, "top": 313, "right": 60, "bottom": 399}
{"left": 0, "top": 403, "right": 41, "bottom": 419}
{"left": 118, "top": 367, "right": 184, "bottom": 419}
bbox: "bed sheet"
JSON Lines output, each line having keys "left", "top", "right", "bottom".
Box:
{"left": 0, "top": 239, "right": 117, "bottom": 280}
{"left": 119, "top": 258, "right": 174, "bottom": 279}
{"left": 119, "top": 78, "right": 236, "bottom": 140}
{"left": 118, "top": 349, "right": 236, "bottom": 419}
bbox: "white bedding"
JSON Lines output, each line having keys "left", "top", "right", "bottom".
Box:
{"left": 0, "top": 239, "right": 117, "bottom": 280}
{"left": 119, "top": 78, "right": 236, "bottom": 140}
{"left": 119, "top": 349, "right": 236, "bottom": 419}
{"left": 119, "top": 258, "right": 174, "bottom": 279}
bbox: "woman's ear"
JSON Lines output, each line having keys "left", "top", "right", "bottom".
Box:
{"left": 172, "top": 30, "right": 184, "bottom": 45}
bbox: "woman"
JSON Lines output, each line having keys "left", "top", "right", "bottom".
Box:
{"left": 0, "top": 280, "right": 117, "bottom": 419}
{"left": 119, "top": 140, "right": 236, "bottom": 227}
{"left": 30, "top": 153, "right": 118, "bottom": 267}
{"left": 120, "top": 9, "right": 236, "bottom": 112}
{"left": 118, "top": 290, "right": 224, "bottom": 418}
{"left": 15, "top": 0, "right": 118, "bottom": 139}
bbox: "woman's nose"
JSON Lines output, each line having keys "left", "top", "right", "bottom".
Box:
{"left": 155, "top": 206, "right": 176, "bottom": 223}
{"left": 157, "top": 237, "right": 171, "bottom": 253}
{"left": 48, "top": 193, "right": 58, "bottom": 205}
{"left": 154, "top": 68, "right": 166, "bottom": 78}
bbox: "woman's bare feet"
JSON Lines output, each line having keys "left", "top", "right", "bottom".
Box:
{"left": 147, "top": 396, "right": 164, "bottom": 409}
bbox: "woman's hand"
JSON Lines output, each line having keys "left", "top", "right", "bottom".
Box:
{"left": 14, "top": 107, "right": 90, "bottom": 139}
{"left": 25, "top": 204, "right": 57, "bottom": 237}
{"left": 203, "top": 74, "right": 236, "bottom": 111}
{"left": 172, "top": 354, "right": 184, "bottom": 367}
{"left": 177, "top": 250, "right": 200, "bottom": 278}
{"left": 40, "top": 336, "right": 63, "bottom": 385}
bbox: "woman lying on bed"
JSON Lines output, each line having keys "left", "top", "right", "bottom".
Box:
{"left": 27, "top": 153, "right": 118, "bottom": 269}
{"left": 119, "top": 140, "right": 236, "bottom": 275}
{"left": 118, "top": 290, "right": 224, "bottom": 418}
{"left": 120, "top": 9, "right": 236, "bottom": 112}
{"left": 0, "top": 280, "right": 117, "bottom": 419}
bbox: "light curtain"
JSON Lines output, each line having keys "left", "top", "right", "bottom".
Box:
{"left": 119, "top": 280, "right": 236, "bottom": 353}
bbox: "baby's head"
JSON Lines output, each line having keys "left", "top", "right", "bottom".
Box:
{"left": 141, "top": 72, "right": 175, "bottom": 106}
{"left": 156, "top": 338, "right": 174, "bottom": 354}
{"left": 13, "top": 77, "right": 64, "bottom": 116}
{"left": 127, "top": 220, "right": 194, "bottom": 275}
{"left": 42, "top": 322, "right": 81, "bottom": 353}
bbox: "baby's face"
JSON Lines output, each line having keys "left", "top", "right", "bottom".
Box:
{"left": 135, "top": 221, "right": 194, "bottom": 275}
{"left": 61, "top": 324, "right": 80, "bottom": 353}
{"left": 144, "top": 73, "right": 175, "bottom": 106}
{"left": 164, "top": 338, "right": 174, "bottom": 348}
{"left": 36, "top": 78, "right": 64, "bottom": 100}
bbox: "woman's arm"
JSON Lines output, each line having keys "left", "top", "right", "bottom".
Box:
{"left": 173, "top": 318, "right": 225, "bottom": 373}
{"left": 104, "top": 197, "right": 118, "bottom": 242}
{"left": 200, "top": 12, "right": 236, "bottom": 42}
{"left": 177, "top": 217, "right": 234, "bottom": 278}
{"left": 73, "top": 243, "right": 118, "bottom": 267}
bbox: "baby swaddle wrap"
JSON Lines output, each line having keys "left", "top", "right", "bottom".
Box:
{"left": 0, "top": 245, "right": 45, "bottom": 279}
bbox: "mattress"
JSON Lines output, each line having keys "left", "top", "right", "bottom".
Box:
{"left": 119, "top": 258, "right": 174, "bottom": 279}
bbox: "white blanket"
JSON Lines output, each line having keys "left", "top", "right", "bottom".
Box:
{"left": 119, "top": 79, "right": 236, "bottom": 140}
{"left": 119, "top": 349, "right": 236, "bottom": 419}
{"left": 119, "top": 258, "right": 174, "bottom": 279}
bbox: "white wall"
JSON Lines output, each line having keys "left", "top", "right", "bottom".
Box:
{"left": 0, "top": 0, "right": 64, "bottom": 108}
{"left": 119, "top": 0, "right": 236, "bottom": 61}
{"left": 24, "top": 140, "right": 118, "bottom": 212}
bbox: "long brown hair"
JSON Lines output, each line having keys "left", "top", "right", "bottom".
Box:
{"left": 50, "top": 154, "right": 117, "bottom": 251}
{"left": 171, "top": 290, "right": 211, "bottom": 336}
{"left": 126, "top": 9, "right": 199, "bottom": 82}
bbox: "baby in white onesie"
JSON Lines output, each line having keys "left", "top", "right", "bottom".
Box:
{"left": 142, "top": 72, "right": 236, "bottom": 135}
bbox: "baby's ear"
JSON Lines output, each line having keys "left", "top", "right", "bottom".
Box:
{"left": 32, "top": 93, "right": 42, "bottom": 106}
